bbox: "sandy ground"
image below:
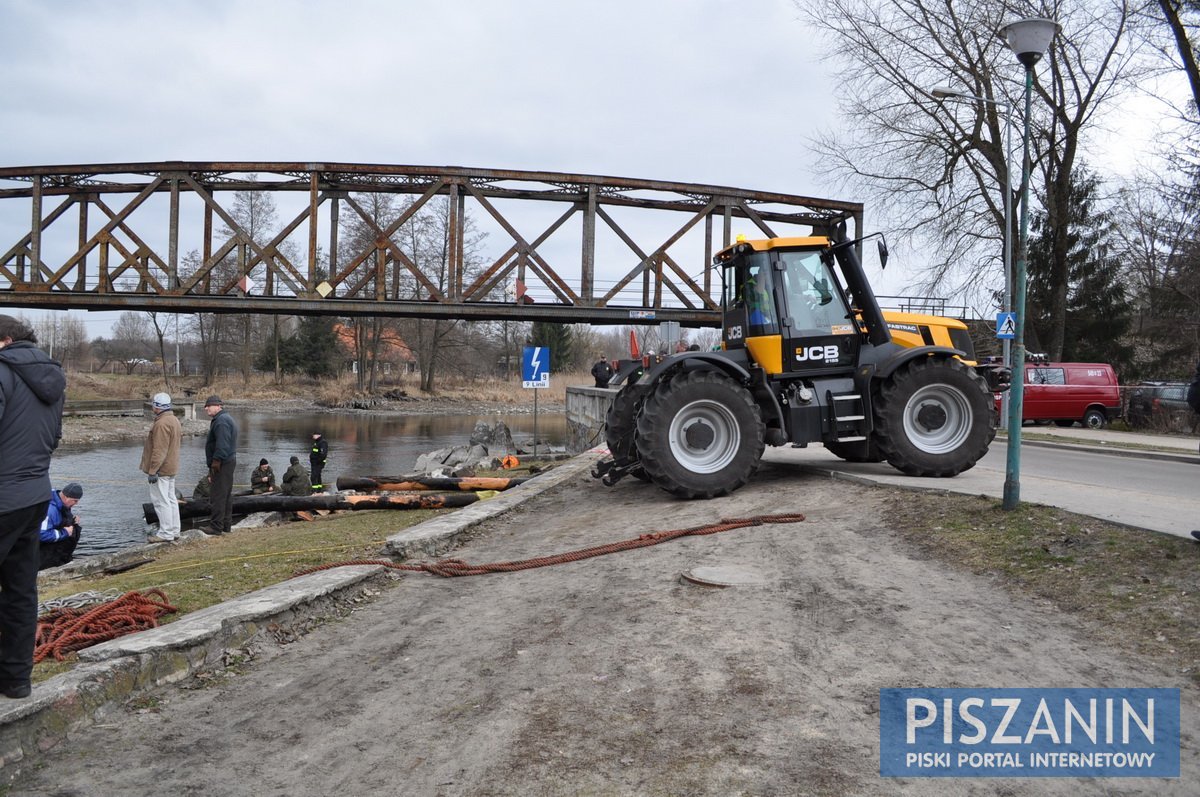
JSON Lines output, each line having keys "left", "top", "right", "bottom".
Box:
{"left": 12, "top": 461, "right": 1197, "bottom": 796}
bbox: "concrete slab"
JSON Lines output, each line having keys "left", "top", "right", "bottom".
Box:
{"left": 77, "top": 565, "right": 383, "bottom": 662}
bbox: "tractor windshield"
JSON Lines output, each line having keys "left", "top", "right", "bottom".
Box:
{"left": 723, "top": 251, "right": 778, "bottom": 336}
{"left": 777, "top": 249, "right": 851, "bottom": 334}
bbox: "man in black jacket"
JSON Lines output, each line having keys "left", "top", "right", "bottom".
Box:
{"left": 591, "top": 354, "right": 613, "bottom": 388}
{"left": 203, "top": 395, "right": 238, "bottom": 535}
{"left": 310, "top": 432, "right": 328, "bottom": 492}
{"left": 0, "top": 315, "right": 66, "bottom": 699}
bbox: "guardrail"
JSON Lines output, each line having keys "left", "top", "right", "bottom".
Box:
{"left": 63, "top": 400, "right": 196, "bottom": 419}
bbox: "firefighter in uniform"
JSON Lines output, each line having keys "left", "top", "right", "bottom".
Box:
{"left": 309, "top": 432, "right": 328, "bottom": 492}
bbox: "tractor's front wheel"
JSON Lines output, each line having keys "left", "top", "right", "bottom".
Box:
{"left": 873, "top": 357, "right": 996, "bottom": 476}
{"left": 636, "top": 370, "right": 764, "bottom": 499}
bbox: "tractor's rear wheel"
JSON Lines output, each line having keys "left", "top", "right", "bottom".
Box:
{"left": 824, "top": 438, "right": 885, "bottom": 463}
{"left": 873, "top": 358, "right": 996, "bottom": 476}
{"left": 605, "top": 384, "right": 649, "bottom": 481}
{"left": 635, "top": 370, "right": 764, "bottom": 499}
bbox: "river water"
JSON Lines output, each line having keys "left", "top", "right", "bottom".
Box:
{"left": 49, "top": 408, "right": 569, "bottom": 557}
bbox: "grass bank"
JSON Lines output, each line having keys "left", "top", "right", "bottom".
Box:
{"left": 34, "top": 459, "right": 562, "bottom": 682}
{"left": 883, "top": 488, "right": 1200, "bottom": 683}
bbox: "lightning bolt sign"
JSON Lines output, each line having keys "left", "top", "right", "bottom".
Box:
{"left": 522, "top": 345, "right": 550, "bottom": 389}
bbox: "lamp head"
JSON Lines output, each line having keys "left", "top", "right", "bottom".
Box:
{"left": 930, "top": 86, "right": 960, "bottom": 99}
{"left": 1001, "top": 17, "right": 1060, "bottom": 68}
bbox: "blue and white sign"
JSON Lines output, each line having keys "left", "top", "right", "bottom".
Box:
{"left": 521, "top": 346, "right": 550, "bottom": 389}
{"left": 996, "top": 312, "right": 1017, "bottom": 340}
{"left": 880, "top": 688, "right": 1180, "bottom": 778}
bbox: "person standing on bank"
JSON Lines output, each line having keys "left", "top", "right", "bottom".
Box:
{"left": 0, "top": 314, "right": 66, "bottom": 699}
{"left": 203, "top": 395, "right": 238, "bottom": 536}
{"left": 591, "top": 354, "right": 613, "bottom": 388}
{"left": 38, "top": 483, "right": 83, "bottom": 570}
{"left": 141, "top": 392, "right": 182, "bottom": 543}
{"left": 310, "top": 432, "right": 328, "bottom": 492}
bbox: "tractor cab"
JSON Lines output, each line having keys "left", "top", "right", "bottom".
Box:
{"left": 718, "top": 236, "right": 860, "bottom": 377}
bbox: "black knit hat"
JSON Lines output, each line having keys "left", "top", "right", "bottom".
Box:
{"left": 62, "top": 483, "right": 83, "bottom": 499}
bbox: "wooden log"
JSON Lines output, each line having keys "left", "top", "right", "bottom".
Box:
{"left": 334, "top": 475, "right": 529, "bottom": 492}
{"left": 143, "top": 491, "right": 480, "bottom": 524}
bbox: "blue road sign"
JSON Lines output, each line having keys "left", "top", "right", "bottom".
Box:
{"left": 522, "top": 346, "right": 550, "bottom": 388}
{"left": 996, "top": 312, "right": 1017, "bottom": 340}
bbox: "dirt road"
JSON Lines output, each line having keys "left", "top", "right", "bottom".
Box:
{"left": 14, "top": 462, "right": 1196, "bottom": 796}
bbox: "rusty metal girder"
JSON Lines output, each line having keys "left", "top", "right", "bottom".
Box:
{"left": 0, "top": 162, "right": 863, "bottom": 326}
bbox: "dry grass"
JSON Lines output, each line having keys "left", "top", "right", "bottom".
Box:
{"left": 883, "top": 487, "right": 1200, "bottom": 683}
{"left": 65, "top": 370, "right": 591, "bottom": 406}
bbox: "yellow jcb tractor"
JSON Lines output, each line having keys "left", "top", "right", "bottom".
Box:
{"left": 593, "top": 229, "right": 998, "bottom": 499}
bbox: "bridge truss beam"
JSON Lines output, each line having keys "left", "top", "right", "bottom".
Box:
{"left": 0, "top": 162, "right": 863, "bottom": 327}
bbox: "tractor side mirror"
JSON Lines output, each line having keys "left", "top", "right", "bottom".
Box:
{"left": 877, "top": 239, "right": 889, "bottom": 270}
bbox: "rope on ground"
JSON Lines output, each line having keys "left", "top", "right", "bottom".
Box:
{"left": 37, "top": 588, "right": 122, "bottom": 616}
{"left": 292, "top": 512, "right": 807, "bottom": 580}
{"left": 35, "top": 589, "right": 178, "bottom": 663}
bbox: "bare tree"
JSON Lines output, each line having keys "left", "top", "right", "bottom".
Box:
{"left": 394, "top": 197, "right": 489, "bottom": 393}
{"left": 217, "top": 188, "right": 283, "bottom": 383}
{"left": 111, "top": 312, "right": 155, "bottom": 374}
{"left": 145, "top": 312, "right": 174, "bottom": 388}
{"left": 801, "top": 0, "right": 1151, "bottom": 358}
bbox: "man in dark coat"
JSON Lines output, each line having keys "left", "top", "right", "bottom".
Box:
{"left": 591, "top": 354, "right": 613, "bottom": 388}
{"left": 0, "top": 315, "right": 66, "bottom": 699}
{"left": 203, "top": 395, "right": 238, "bottom": 535}
{"left": 310, "top": 432, "right": 328, "bottom": 492}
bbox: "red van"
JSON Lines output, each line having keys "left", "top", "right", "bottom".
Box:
{"left": 996, "top": 362, "right": 1121, "bottom": 429}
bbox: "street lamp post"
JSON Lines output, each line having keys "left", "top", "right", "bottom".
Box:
{"left": 930, "top": 86, "right": 1015, "bottom": 426}
{"left": 1000, "top": 16, "right": 1060, "bottom": 511}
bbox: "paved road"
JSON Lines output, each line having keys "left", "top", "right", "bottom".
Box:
{"left": 765, "top": 432, "right": 1200, "bottom": 539}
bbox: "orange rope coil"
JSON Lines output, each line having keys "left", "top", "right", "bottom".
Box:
{"left": 35, "top": 589, "right": 178, "bottom": 663}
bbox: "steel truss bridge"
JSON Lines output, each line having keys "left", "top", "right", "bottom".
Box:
{"left": 0, "top": 162, "right": 863, "bottom": 327}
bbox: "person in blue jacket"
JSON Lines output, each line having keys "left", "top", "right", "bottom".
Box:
{"left": 39, "top": 483, "right": 82, "bottom": 570}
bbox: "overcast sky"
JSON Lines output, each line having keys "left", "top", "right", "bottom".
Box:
{"left": 0, "top": 0, "right": 1181, "bottom": 338}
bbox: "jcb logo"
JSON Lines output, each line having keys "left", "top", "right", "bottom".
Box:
{"left": 727, "top": 325, "right": 743, "bottom": 340}
{"left": 796, "top": 345, "right": 841, "bottom": 362}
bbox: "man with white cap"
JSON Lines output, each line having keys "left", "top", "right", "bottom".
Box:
{"left": 140, "top": 392, "right": 183, "bottom": 542}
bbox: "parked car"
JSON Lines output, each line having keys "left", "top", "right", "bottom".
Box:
{"left": 996, "top": 361, "right": 1121, "bottom": 429}
{"left": 1127, "top": 382, "right": 1198, "bottom": 433}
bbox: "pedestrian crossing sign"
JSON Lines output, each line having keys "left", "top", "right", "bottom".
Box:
{"left": 996, "top": 312, "right": 1017, "bottom": 339}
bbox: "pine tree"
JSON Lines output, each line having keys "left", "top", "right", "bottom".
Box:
{"left": 529, "top": 322, "right": 574, "bottom": 372}
{"left": 1027, "top": 168, "right": 1132, "bottom": 374}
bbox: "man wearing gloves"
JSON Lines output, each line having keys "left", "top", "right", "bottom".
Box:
{"left": 202, "top": 395, "right": 238, "bottom": 536}
{"left": 141, "top": 392, "right": 182, "bottom": 543}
